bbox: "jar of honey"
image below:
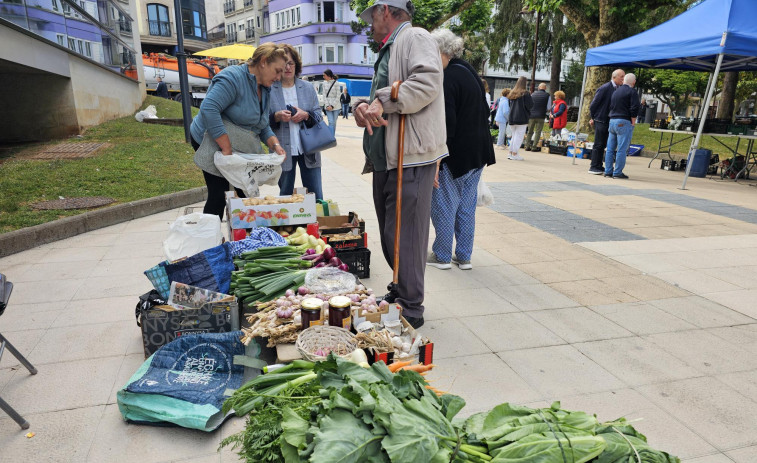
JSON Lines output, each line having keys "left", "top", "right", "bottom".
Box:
{"left": 328, "top": 295, "right": 352, "bottom": 330}
{"left": 300, "top": 298, "right": 323, "bottom": 328}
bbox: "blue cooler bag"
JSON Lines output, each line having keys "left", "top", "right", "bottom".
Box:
{"left": 117, "top": 331, "right": 263, "bottom": 431}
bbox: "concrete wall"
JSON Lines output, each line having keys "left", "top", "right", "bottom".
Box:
{"left": 0, "top": 25, "right": 144, "bottom": 142}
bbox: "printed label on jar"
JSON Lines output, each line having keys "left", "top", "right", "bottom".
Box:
{"left": 342, "top": 317, "right": 351, "bottom": 330}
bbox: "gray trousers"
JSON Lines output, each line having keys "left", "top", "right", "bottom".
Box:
{"left": 372, "top": 163, "right": 436, "bottom": 318}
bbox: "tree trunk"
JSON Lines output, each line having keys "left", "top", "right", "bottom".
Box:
{"left": 549, "top": 40, "right": 562, "bottom": 95}
{"left": 716, "top": 71, "right": 738, "bottom": 120}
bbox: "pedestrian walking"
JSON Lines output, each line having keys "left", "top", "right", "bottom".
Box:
{"left": 428, "top": 29, "right": 495, "bottom": 271}
{"left": 321, "top": 69, "right": 341, "bottom": 135}
{"left": 340, "top": 88, "right": 351, "bottom": 119}
{"left": 505, "top": 76, "right": 533, "bottom": 161}
{"left": 588, "top": 68, "right": 625, "bottom": 174}
{"left": 524, "top": 83, "right": 549, "bottom": 151}
{"left": 353, "top": 0, "right": 447, "bottom": 329}
{"left": 605, "top": 73, "right": 640, "bottom": 179}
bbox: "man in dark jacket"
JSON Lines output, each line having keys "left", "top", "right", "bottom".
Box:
{"left": 524, "top": 83, "right": 550, "bottom": 151}
{"left": 588, "top": 69, "right": 625, "bottom": 174}
{"left": 604, "top": 73, "right": 640, "bottom": 179}
{"left": 155, "top": 77, "right": 169, "bottom": 99}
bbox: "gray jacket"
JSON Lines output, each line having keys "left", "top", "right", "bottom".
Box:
{"left": 268, "top": 79, "right": 322, "bottom": 172}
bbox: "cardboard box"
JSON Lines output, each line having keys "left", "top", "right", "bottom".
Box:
{"left": 318, "top": 212, "right": 365, "bottom": 235}
{"left": 352, "top": 301, "right": 401, "bottom": 328}
{"left": 139, "top": 282, "right": 240, "bottom": 357}
{"left": 323, "top": 232, "right": 368, "bottom": 250}
{"left": 226, "top": 191, "right": 317, "bottom": 229}
{"left": 365, "top": 316, "right": 434, "bottom": 366}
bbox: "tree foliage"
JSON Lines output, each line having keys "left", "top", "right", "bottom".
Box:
{"left": 636, "top": 69, "right": 710, "bottom": 116}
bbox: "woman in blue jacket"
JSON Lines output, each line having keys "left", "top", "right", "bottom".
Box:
{"left": 494, "top": 88, "right": 510, "bottom": 148}
{"left": 190, "top": 42, "right": 288, "bottom": 218}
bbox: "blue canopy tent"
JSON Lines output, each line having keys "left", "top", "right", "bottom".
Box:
{"left": 577, "top": 0, "right": 757, "bottom": 188}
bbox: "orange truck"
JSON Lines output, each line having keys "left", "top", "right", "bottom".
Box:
{"left": 142, "top": 53, "right": 223, "bottom": 105}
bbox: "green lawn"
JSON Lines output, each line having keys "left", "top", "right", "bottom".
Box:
{"left": 0, "top": 96, "right": 203, "bottom": 234}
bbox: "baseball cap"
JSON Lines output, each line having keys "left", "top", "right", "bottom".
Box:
{"left": 359, "top": 0, "right": 414, "bottom": 24}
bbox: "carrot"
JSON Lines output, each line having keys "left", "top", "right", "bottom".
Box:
{"left": 387, "top": 360, "right": 413, "bottom": 373}
{"left": 398, "top": 363, "right": 435, "bottom": 373}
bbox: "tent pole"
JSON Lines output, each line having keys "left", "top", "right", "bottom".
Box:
{"left": 681, "top": 53, "right": 724, "bottom": 190}
{"left": 573, "top": 65, "right": 589, "bottom": 165}
{"left": 697, "top": 72, "right": 714, "bottom": 119}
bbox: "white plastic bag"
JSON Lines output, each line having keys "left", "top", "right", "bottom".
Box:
{"left": 477, "top": 180, "right": 494, "bottom": 207}
{"left": 163, "top": 212, "right": 223, "bottom": 261}
{"left": 135, "top": 105, "right": 158, "bottom": 122}
{"left": 213, "top": 151, "right": 284, "bottom": 197}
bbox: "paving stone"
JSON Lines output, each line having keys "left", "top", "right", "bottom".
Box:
{"left": 427, "top": 353, "right": 541, "bottom": 415}
{"left": 462, "top": 313, "right": 565, "bottom": 351}
{"left": 420, "top": 318, "right": 490, "bottom": 359}
{"left": 27, "top": 321, "right": 134, "bottom": 365}
{"left": 706, "top": 325, "right": 757, "bottom": 354}
{"left": 528, "top": 307, "right": 633, "bottom": 343}
{"left": 644, "top": 330, "right": 757, "bottom": 375}
{"left": 589, "top": 301, "right": 698, "bottom": 335}
{"left": 424, "top": 287, "right": 519, "bottom": 318}
{"left": 0, "top": 405, "right": 104, "bottom": 463}
{"left": 0, "top": 329, "right": 45, "bottom": 370}
{"left": 7, "top": 260, "right": 97, "bottom": 282}
{"left": 717, "top": 369, "right": 757, "bottom": 403}
{"left": 726, "top": 446, "right": 757, "bottom": 462}
{"left": 9, "top": 278, "right": 85, "bottom": 304}
{"left": 638, "top": 376, "right": 757, "bottom": 451}
{"left": 499, "top": 345, "right": 625, "bottom": 398}
{"left": 682, "top": 454, "right": 736, "bottom": 463}
{"left": 468, "top": 264, "right": 541, "bottom": 287}
{"left": 497, "top": 283, "right": 580, "bottom": 311}
{"left": 87, "top": 405, "right": 221, "bottom": 463}
{"left": 703, "top": 289, "right": 757, "bottom": 319}
{"left": 2, "top": 356, "right": 121, "bottom": 414}
{"left": 58, "top": 296, "right": 137, "bottom": 327}
{"left": 649, "top": 296, "right": 755, "bottom": 328}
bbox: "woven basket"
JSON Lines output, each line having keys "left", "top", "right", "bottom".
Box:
{"left": 296, "top": 325, "right": 358, "bottom": 362}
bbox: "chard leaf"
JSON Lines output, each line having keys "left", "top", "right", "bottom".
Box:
{"left": 281, "top": 407, "right": 309, "bottom": 449}
{"left": 280, "top": 440, "right": 300, "bottom": 463}
{"left": 490, "top": 434, "right": 606, "bottom": 463}
{"left": 595, "top": 433, "right": 681, "bottom": 463}
{"left": 310, "top": 409, "right": 386, "bottom": 463}
{"left": 439, "top": 393, "right": 466, "bottom": 421}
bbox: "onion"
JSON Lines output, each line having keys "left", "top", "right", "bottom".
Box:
{"left": 305, "top": 248, "right": 316, "bottom": 255}
{"left": 298, "top": 286, "right": 310, "bottom": 296}
{"left": 379, "top": 300, "right": 389, "bottom": 309}
{"left": 338, "top": 263, "right": 350, "bottom": 272}
{"left": 329, "top": 257, "right": 341, "bottom": 267}
{"left": 285, "top": 289, "right": 294, "bottom": 297}
{"left": 315, "top": 262, "right": 326, "bottom": 268}
{"left": 322, "top": 246, "right": 337, "bottom": 261}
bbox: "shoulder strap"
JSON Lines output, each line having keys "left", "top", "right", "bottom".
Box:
{"left": 326, "top": 81, "right": 336, "bottom": 97}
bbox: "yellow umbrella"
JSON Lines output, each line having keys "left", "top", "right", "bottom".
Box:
{"left": 194, "top": 44, "right": 256, "bottom": 61}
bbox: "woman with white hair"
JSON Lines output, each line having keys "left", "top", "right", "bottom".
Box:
{"left": 427, "top": 29, "right": 495, "bottom": 270}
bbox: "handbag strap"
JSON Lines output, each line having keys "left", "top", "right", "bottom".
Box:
{"left": 326, "top": 81, "right": 336, "bottom": 97}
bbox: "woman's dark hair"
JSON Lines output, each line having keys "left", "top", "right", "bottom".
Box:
{"left": 323, "top": 69, "right": 337, "bottom": 80}
{"left": 280, "top": 44, "right": 302, "bottom": 76}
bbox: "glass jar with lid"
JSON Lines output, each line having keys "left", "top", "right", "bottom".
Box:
{"left": 328, "top": 295, "right": 352, "bottom": 330}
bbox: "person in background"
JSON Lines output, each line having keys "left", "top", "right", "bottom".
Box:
{"left": 340, "top": 88, "right": 351, "bottom": 119}
{"left": 155, "top": 77, "right": 169, "bottom": 99}
{"left": 494, "top": 88, "right": 510, "bottom": 149}
{"left": 190, "top": 42, "right": 287, "bottom": 219}
{"left": 505, "top": 76, "right": 533, "bottom": 161}
{"left": 268, "top": 44, "right": 324, "bottom": 200}
{"left": 483, "top": 79, "right": 496, "bottom": 128}
{"left": 321, "top": 69, "right": 341, "bottom": 135}
{"left": 428, "top": 29, "right": 495, "bottom": 270}
{"left": 524, "top": 83, "right": 549, "bottom": 151}
{"left": 588, "top": 68, "right": 625, "bottom": 174}
{"left": 353, "top": 0, "right": 446, "bottom": 329}
{"left": 549, "top": 90, "right": 567, "bottom": 137}
{"left": 637, "top": 99, "right": 648, "bottom": 124}
{"left": 604, "top": 73, "right": 640, "bottom": 179}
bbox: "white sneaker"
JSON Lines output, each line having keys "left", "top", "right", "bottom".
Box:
{"left": 507, "top": 154, "right": 524, "bottom": 161}
{"left": 426, "top": 252, "right": 451, "bottom": 270}
{"left": 452, "top": 256, "right": 472, "bottom": 270}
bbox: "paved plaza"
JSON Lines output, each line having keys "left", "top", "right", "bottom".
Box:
{"left": 1, "top": 122, "right": 756, "bottom": 462}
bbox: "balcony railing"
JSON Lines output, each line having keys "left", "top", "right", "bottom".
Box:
{"left": 118, "top": 19, "right": 132, "bottom": 33}
{"left": 226, "top": 30, "right": 237, "bottom": 43}
{"left": 245, "top": 27, "right": 254, "bottom": 39}
{"left": 208, "top": 29, "right": 225, "bottom": 41}
{"left": 223, "top": 0, "right": 235, "bottom": 14}
{"left": 243, "top": 0, "right": 253, "bottom": 7}
{"left": 148, "top": 19, "right": 171, "bottom": 37}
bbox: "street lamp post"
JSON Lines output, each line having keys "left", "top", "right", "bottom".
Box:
{"left": 530, "top": 11, "right": 540, "bottom": 93}
{"left": 173, "top": 0, "right": 193, "bottom": 143}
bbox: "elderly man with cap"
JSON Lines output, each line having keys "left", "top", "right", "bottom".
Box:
{"left": 352, "top": 0, "right": 447, "bottom": 329}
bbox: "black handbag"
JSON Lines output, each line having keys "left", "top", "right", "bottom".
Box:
{"left": 300, "top": 113, "right": 337, "bottom": 153}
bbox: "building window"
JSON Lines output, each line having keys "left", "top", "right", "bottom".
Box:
{"left": 325, "top": 44, "right": 334, "bottom": 62}
{"left": 256, "top": 16, "right": 260, "bottom": 28}
{"left": 85, "top": 41, "right": 92, "bottom": 57}
{"left": 147, "top": 4, "right": 170, "bottom": 37}
{"left": 296, "top": 6, "right": 300, "bottom": 24}
{"left": 52, "top": 0, "right": 59, "bottom": 11}
{"left": 182, "top": 8, "right": 207, "bottom": 39}
{"left": 67, "top": 37, "right": 76, "bottom": 50}
{"left": 336, "top": 2, "right": 342, "bottom": 22}
{"left": 337, "top": 44, "right": 343, "bottom": 63}
{"left": 317, "top": 45, "right": 322, "bottom": 63}
{"left": 56, "top": 33, "right": 65, "bottom": 46}
{"left": 316, "top": 3, "right": 321, "bottom": 21}
{"left": 77, "top": 39, "right": 84, "bottom": 54}
{"left": 323, "top": 1, "right": 334, "bottom": 22}
{"left": 275, "top": 13, "right": 279, "bottom": 30}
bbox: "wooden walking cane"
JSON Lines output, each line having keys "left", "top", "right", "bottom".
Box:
{"left": 388, "top": 80, "right": 405, "bottom": 299}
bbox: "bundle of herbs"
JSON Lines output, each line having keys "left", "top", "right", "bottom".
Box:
{"left": 221, "top": 356, "right": 680, "bottom": 463}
